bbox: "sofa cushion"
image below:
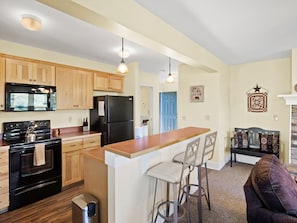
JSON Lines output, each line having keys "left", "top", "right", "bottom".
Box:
{"left": 251, "top": 154, "right": 297, "bottom": 217}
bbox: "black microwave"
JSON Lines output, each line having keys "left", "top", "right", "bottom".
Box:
{"left": 5, "top": 83, "right": 56, "bottom": 112}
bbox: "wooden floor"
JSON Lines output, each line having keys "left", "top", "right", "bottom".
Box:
{"left": 0, "top": 184, "right": 84, "bottom": 223}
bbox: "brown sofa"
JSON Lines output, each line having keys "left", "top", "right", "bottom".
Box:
{"left": 244, "top": 154, "right": 297, "bottom": 223}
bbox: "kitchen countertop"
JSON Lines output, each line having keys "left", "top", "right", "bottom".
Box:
{"left": 105, "top": 126, "right": 210, "bottom": 158}
{"left": 57, "top": 131, "right": 101, "bottom": 140}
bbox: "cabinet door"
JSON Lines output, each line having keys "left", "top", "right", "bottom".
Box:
{"left": 0, "top": 57, "right": 5, "bottom": 110}
{"left": 93, "top": 72, "right": 109, "bottom": 91}
{"left": 0, "top": 146, "right": 9, "bottom": 211}
{"left": 62, "top": 150, "right": 83, "bottom": 187}
{"left": 33, "top": 62, "right": 55, "bottom": 86}
{"left": 6, "top": 58, "right": 32, "bottom": 84}
{"left": 109, "top": 73, "right": 124, "bottom": 92}
{"left": 74, "top": 70, "right": 93, "bottom": 109}
{"left": 56, "top": 66, "right": 74, "bottom": 109}
{"left": 62, "top": 139, "right": 83, "bottom": 187}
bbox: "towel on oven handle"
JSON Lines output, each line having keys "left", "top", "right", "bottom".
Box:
{"left": 34, "top": 143, "right": 46, "bottom": 166}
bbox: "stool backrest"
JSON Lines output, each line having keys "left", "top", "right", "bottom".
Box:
{"left": 197, "top": 131, "right": 217, "bottom": 166}
{"left": 179, "top": 138, "right": 200, "bottom": 182}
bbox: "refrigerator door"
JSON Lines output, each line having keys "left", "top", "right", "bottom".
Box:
{"left": 106, "top": 121, "right": 134, "bottom": 144}
{"left": 106, "top": 96, "right": 133, "bottom": 122}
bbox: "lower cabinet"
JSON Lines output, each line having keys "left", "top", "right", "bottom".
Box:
{"left": 62, "top": 134, "right": 101, "bottom": 188}
{"left": 0, "top": 146, "right": 9, "bottom": 212}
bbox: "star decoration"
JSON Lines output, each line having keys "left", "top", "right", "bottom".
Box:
{"left": 254, "top": 84, "right": 261, "bottom": 92}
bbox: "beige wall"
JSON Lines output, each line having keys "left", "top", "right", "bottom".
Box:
{"left": 230, "top": 58, "right": 291, "bottom": 163}
{"left": 177, "top": 64, "right": 228, "bottom": 169}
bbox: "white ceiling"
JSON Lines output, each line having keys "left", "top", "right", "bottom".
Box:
{"left": 1, "top": 0, "right": 297, "bottom": 77}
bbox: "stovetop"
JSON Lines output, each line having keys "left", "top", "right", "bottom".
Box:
{"left": 3, "top": 120, "right": 52, "bottom": 145}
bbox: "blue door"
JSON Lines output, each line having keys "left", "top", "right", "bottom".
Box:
{"left": 160, "top": 92, "right": 177, "bottom": 133}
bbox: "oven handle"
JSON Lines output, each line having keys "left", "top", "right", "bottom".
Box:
{"left": 14, "top": 180, "right": 59, "bottom": 196}
{"left": 9, "top": 139, "right": 61, "bottom": 153}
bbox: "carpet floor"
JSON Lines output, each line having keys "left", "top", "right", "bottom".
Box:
{"left": 166, "top": 162, "right": 253, "bottom": 223}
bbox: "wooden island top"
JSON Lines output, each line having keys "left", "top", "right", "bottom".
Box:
{"left": 104, "top": 126, "right": 210, "bottom": 158}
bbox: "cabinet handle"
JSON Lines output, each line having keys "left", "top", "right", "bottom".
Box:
{"left": 0, "top": 104, "right": 3, "bottom": 107}
{"left": 70, "top": 144, "right": 77, "bottom": 147}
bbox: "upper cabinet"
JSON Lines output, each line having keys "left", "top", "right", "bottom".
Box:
{"left": 0, "top": 57, "right": 5, "bottom": 110}
{"left": 5, "top": 58, "right": 55, "bottom": 86}
{"left": 94, "top": 72, "right": 124, "bottom": 92}
{"left": 56, "top": 66, "right": 93, "bottom": 109}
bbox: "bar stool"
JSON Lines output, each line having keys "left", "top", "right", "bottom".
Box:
{"left": 173, "top": 131, "right": 217, "bottom": 223}
{"left": 146, "top": 138, "right": 200, "bottom": 223}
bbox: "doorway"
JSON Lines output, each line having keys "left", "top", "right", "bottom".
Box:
{"left": 159, "top": 92, "right": 177, "bottom": 133}
{"left": 140, "top": 86, "right": 153, "bottom": 135}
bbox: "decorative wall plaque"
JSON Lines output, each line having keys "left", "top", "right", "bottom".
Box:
{"left": 190, "top": 85, "right": 204, "bottom": 102}
{"left": 247, "top": 84, "right": 268, "bottom": 112}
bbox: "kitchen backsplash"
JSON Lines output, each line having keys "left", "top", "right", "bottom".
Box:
{"left": 0, "top": 109, "right": 89, "bottom": 133}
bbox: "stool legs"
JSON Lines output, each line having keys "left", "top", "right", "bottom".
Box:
{"left": 204, "top": 163, "right": 211, "bottom": 210}
{"left": 197, "top": 165, "right": 202, "bottom": 223}
{"left": 152, "top": 179, "right": 158, "bottom": 223}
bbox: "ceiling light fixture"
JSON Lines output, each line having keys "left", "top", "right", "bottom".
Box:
{"left": 21, "top": 15, "right": 42, "bottom": 31}
{"left": 166, "top": 57, "right": 174, "bottom": 83}
{"left": 117, "top": 38, "right": 128, "bottom": 74}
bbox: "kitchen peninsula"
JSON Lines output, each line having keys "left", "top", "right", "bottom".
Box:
{"left": 84, "top": 127, "right": 210, "bottom": 223}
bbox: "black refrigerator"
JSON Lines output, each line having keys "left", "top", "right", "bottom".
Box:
{"left": 90, "top": 95, "right": 134, "bottom": 146}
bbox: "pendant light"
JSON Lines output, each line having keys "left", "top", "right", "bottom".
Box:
{"left": 117, "top": 38, "right": 128, "bottom": 74}
{"left": 166, "top": 57, "right": 174, "bottom": 83}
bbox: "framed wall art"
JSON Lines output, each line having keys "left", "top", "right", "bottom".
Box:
{"left": 190, "top": 85, "right": 204, "bottom": 102}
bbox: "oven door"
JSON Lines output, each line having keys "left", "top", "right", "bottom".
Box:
{"left": 9, "top": 139, "right": 61, "bottom": 190}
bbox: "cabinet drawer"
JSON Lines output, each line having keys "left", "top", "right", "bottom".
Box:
{"left": 63, "top": 139, "right": 83, "bottom": 153}
{"left": 0, "top": 193, "right": 9, "bottom": 210}
{"left": 83, "top": 136, "right": 100, "bottom": 149}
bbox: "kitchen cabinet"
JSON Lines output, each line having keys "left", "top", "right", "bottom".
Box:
{"left": 62, "top": 134, "right": 101, "bottom": 187}
{"left": 5, "top": 58, "right": 55, "bottom": 86}
{"left": 94, "top": 71, "right": 124, "bottom": 92}
{"left": 0, "top": 57, "right": 5, "bottom": 110}
{"left": 56, "top": 66, "right": 93, "bottom": 109}
{"left": 0, "top": 146, "right": 9, "bottom": 212}
{"left": 62, "top": 138, "right": 83, "bottom": 187}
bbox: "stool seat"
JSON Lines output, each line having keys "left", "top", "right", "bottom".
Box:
{"left": 146, "top": 162, "right": 190, "bottom": 184}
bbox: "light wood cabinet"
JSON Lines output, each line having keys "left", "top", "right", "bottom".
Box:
{"left": 56, "top": 66, "right": 93, "bottom": 109}
{"left": 0, "top": 57, "right": 5, "bottom": 110}
{"left": 62, "top": 134, "right": 101, "bottom": 187}
{"left": 0, "top": 146, "right": 9, "bottom": 212}
{"left": 6, "top": 58, "right": 55, "bottom": 86}
{"left": 62, "top": 138, "right": 83, "bottom": 187}
{"left": 94, "top": 72, "right": 124, "bottom": 92}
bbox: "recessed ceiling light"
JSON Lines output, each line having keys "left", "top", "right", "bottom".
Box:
{"left": 21, "top": 15, "right": 42, "bottom": 31}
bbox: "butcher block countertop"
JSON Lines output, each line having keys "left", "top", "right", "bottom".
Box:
{"left": 105, "top": 126, "right": 210, "bottom": 158}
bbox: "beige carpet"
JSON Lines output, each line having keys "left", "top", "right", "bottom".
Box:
{"left": 179, "top": 162, "right": 253, "bottom": 223}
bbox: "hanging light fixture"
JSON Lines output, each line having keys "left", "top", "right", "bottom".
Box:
{"left": 117, "top": 38, "right": 128, "bottom": 74}
{"left": 166, "top": 57, "right": 174, "bottom": 83}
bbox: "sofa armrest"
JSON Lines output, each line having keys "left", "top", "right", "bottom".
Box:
{"left": 244, "top": 175, "right": 297, "bottom": 223}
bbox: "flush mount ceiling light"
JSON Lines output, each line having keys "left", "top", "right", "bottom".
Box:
{"left": 21, "top": 15, "right": 42, "bottom": 31}
{"left": 117, "top": 38, "right": 128, "bottom": 74}
{"left": 166, "top": 57, "right": 174, "bottom": 83}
